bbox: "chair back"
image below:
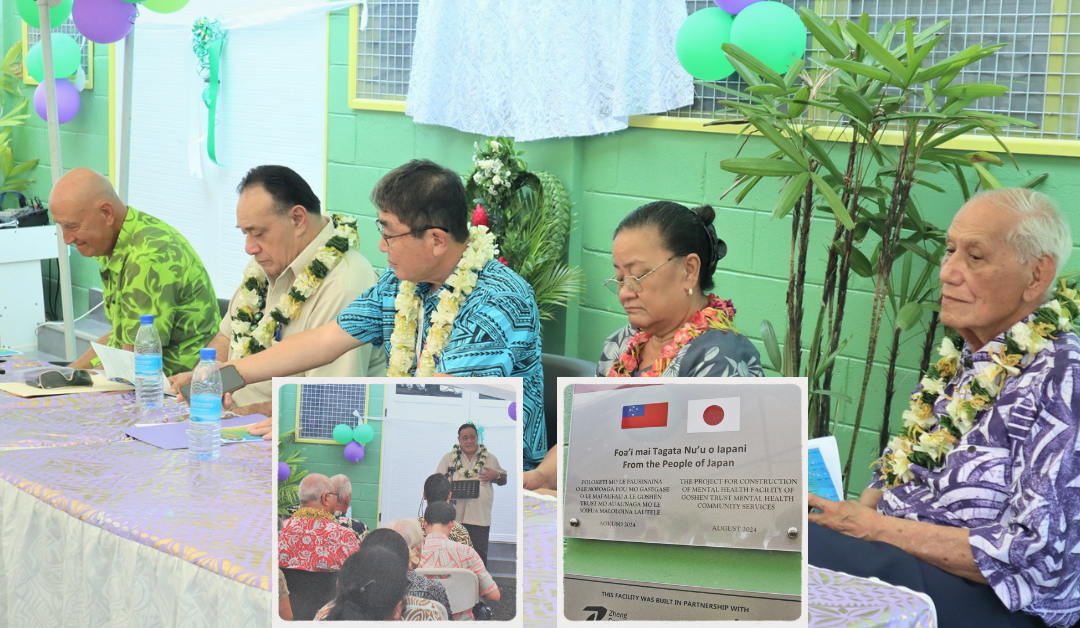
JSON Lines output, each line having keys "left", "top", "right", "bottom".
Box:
{"left": 280, "top": 568, "right": 339, "bottom": 621}
{"left": 541, "top": 353, "right": 597, "bottom": 449}
{"left": 414, "top": 567, "right": 480, "bottom": 614}
{"left": 217, "top": 297, "right": 231, "bottom": 319}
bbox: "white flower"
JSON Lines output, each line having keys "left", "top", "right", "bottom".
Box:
{"left": 492, "top": 176, "right": 502, "bottom": 186}
{"left": 473, "top": 173, "right": 482, "bottom": 183}
{"left": 920, "top": 376, "right": 945, "bottom": 396}
{"left": 231, "top": 319, "right": 250, "bottom": 336}
{"left": 489, "top": 140, "right": 501, "bottom": 150}
{"left": 1009, "top": 322, "right": 1034, "bottom": 352}
{"left": 902, "top": 405, "right": 935, "bottom": 430}
{"left": 974, "top": 365, "right": 1003, "bottom": 397}
{"left": 913, "top": 430, "right": 954, "bottom": 461}
{"left": 1047, "top": 299, "right": 1072, "bottom": 332}
{"left": 236, "top": 286, "right": 260, "bottom": 310}
{"left": 939, "top": 336, "right": 962, "bottom": 361}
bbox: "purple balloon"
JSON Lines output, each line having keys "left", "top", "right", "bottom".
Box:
{"left": 714, "top": 0, "right": 761, "bottom": 14}
{"left": 507, "top": 401, "right": 517, "bottom": 421}
{"left": 34, "top": 79, "right": 80, "bottom": 124}
{"left": 277, "top": 461, "right": 291, "bottom": 482}
{"left": 73, "top": 0, "right": 136, "bottom": 44}
{"left": 344, "top": 441, "right": 365, "bottom": 463}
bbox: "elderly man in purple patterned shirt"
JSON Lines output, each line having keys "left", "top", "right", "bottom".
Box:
{"left": 808, "top": 188, "right": 1080, "bottom": 628}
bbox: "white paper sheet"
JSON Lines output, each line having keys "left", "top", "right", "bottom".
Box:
{"left": 91, "top": 342, "right": 171, "bottom": 393}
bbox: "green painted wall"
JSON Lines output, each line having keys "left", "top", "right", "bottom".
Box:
{"left": 277, "top": 383, "right": 385, "bottom": 531}
{"left": 2, "top": 0, "right": 110, "bottom": 318}
{"left": 10, "top": 4, "right": 1080, "bottom": 494}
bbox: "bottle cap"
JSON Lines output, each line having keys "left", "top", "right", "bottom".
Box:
{"left": 140, "top": 314, "right": 154, "bottom": 324}
{"left": 200, "top": 348, "right": 216, "bottom": 360}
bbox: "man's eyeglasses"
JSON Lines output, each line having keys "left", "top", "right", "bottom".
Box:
{"left": 604, "top": 257, "right": 675, "bottom": 295}
{"left": 375, "top": 220, "right": 446, "bottom": 244}
{"left": 29, "top": 369, "right": 94, "bottom": 389}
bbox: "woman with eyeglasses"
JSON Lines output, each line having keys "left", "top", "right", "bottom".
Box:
{"left": 597, "top": 201, "right": 763, "bottom": 378}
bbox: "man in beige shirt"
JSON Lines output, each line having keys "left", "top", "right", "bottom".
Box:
{"left": 174, "top": 165, "right": 384, "bottom": 425}
{"left": 434, "top": 423, "right": 506, "bottom": 566}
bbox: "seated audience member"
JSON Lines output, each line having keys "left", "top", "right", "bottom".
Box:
{"left": 314, "top": 529, "right": 444, "bottom": 621}
{"left": 523, "top": 446, "right": 557, "bottom": 495}
{"left": 49, "top": 168, "right": 218, "bottom": 376}
{"left": 808, "top": 188, "right": 1080, "bottom": 628}
{"left": 327, "top": 474, "right": 368, "bottom": 538}
{"left": 597, "top": 201, "right": 762, "bottom": 377}
{"left": 385, "top": 518, "right": 451, "bottom": 618}
{"left": 277, "top": 568, "right": 293, "bottom": 621}
{"left": 418, "top": 473, "right": 473, "bottom": 547}
{"left": 172, "top": 160, "right": 547, "bottom": 468}
{"left": 420, "top": 501, "right": 500, "bottom": 620}
{"left": 279, "top": 474, "right": 359, "bottom": 572}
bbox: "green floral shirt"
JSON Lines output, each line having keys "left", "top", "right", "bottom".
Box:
{"left": 94, "top": 207, "right": 219, "bottom": 376}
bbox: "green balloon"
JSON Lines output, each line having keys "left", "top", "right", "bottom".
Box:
{"left": 675, "top": 7, "right": 735, "bottom": 81}
{"left": 16, "top": 0, "right": 73, "bottom": 28}
{"left": 333, "top": 424, "right": 354, "bottom": 445}
{"left": 730, "top": 1, "right": 808, "bottom": 74}
{"left": 353, "top": 423, "right": 375, "bottom": 445}
{"left": 142, "top": 0, "right": 188, "bottom": 13}
{"left": 26, "top": 33, "right": 82, "bottom": 84}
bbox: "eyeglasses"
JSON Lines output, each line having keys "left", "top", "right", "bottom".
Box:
{"left": 29, "top": 369, "right": 94, "bottom": 389}
{"left": 604, "top": 257, "right": 675, "bottom": 295}
{"left": 375, "top": 220, "right": 445, "bottom": 244}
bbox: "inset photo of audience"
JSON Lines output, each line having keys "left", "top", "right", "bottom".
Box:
{"left": 272, "top": 378, "right": 523, "bottom": 623}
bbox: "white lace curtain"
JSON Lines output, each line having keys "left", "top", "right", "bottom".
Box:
{"left": 405, "top": 0, "right": 694, "bottom": 141}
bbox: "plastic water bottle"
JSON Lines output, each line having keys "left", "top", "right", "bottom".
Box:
{"left": 134, "top": 314, "right": 164, "bottom": 412}
{"left": 188, "top": 347, "right": 222, "bottom": 461}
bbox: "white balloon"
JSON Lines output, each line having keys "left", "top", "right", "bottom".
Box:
{"left": 73, "top": 65, "right": 86, "bottom": 92}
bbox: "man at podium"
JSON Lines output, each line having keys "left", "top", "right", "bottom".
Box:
{"left": 435, "top": 423, "right": 505, "bottom": 566}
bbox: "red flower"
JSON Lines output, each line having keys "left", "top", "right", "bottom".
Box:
{"left": 499, "top": 256, "right": 508, "bottom": 265}
{"left": 472, "top": 204, "right": 490, "bottom": 228}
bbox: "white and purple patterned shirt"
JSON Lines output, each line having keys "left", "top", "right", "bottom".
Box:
{"left": 871, "top": 314, "right": 1080, "bottom": 627}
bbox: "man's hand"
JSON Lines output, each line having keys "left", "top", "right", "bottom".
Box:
{"left": 524, "top": 446, "right": 558, "bottom": 496}
{"left": 807, "top": 493, "right": 884, "bottom": 542}
{"left": 168, "top": 370, "right": 193, "bottom": 402}
{"left": 479, "top": 467, "right": 500, "bottom": 484}
{"left": 247, "top": 416, "right": 273, "bottom": 441}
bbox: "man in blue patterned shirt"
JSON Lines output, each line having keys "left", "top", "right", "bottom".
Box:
{"left": 808, "top": 188, "right": 1079, "bottom": 628}
{"left": 198, "top": 160, "right": 546, "bottom": 469}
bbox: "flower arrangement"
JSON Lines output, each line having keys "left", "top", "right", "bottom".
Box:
{"left": 464, "top": 136, "right": 582, "bottom": 323}
{"left": 876, "top": 279, "right": 1080, "bottom": 487}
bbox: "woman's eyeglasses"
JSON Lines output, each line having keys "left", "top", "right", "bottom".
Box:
{"left": 604, "top": 257, "right": 675, "bottom": 295}
{"left": 29, "top": 369, "right": 94, "bottom": 389}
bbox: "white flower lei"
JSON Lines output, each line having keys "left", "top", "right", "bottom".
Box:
{"left": 230, "top": 214, "right": 359, "bottom": 358}
{"left": 387, "top": 225, "right": 498, "bottom": 377}
{"left": 452, "top": 443, "right": 488, "bottom": 478}
{"left": 876, "top": 279, "right": 1080, "bottom": 487}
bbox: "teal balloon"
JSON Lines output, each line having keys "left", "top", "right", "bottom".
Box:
{"left": 332, "top": 423, "right": 353, "bottom": 445}
{"left": 676, "top": 7, "right": 735, "bottom": 81}
{"left": 26, "top": 33, "right": 82, "bottom": 84}
{"left": 16, "top": 0, "right": 73, "bottom": 28}
{"left": 730, "top": 1, "right": 808, "bottom": 74}
{"left": 352, "top": 423, "right": 375, "bottom": 445}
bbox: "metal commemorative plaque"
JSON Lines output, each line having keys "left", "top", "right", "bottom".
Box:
{"left": 563, "top": 574, "right": 802, "bottom": 621}
{"left": 563, "top": 382, "right": 804, "bottom": 550}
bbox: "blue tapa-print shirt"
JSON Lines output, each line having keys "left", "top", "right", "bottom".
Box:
{"left": 872, "top": 310, "right": 1080, "bottom": 627}
{"left": 337, "top": 261, "right": 546, "bottom": 469}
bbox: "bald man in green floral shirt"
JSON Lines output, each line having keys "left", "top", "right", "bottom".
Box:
{"left": 49, "top": 168, "right": 219, "bottom": 376}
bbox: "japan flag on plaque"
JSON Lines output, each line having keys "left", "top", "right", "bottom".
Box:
{"left": 686, "top": 397, "right": 740, "bottom": 433}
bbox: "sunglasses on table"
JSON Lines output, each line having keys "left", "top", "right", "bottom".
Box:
{"left": 28, "top": 369, "right": 95, "bottom": 390}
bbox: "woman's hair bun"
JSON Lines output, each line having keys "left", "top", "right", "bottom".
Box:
{"left": 692, "top": 204, "right": 716, "bottom": 225}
